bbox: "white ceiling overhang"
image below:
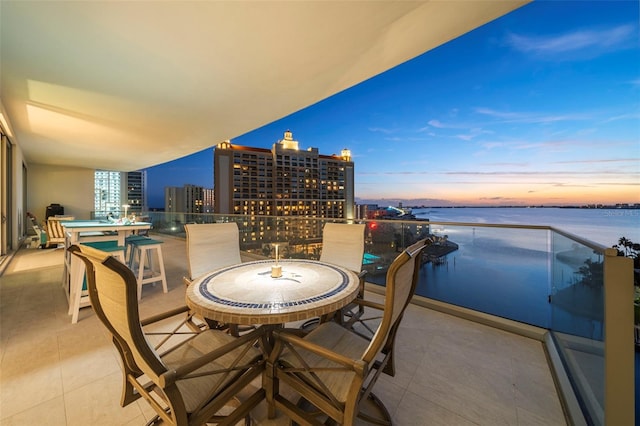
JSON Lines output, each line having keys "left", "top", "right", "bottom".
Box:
{"left": 0, "top": 0, "right": 529, "bottom": 171}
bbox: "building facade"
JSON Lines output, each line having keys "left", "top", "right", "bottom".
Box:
{"left": 165, "top": 184, "right": 214, "bottom": 215}
{"left": 94, "top": 170, "right": 147, "bottom": 218}
{"left": 214, "top": 130, "right": 354, "bottom": 219}
{"left": 94, "top": 170, "right": 124, "bottom": 217}
{"left": 125, "top": 171, "right": 147, "bottom": 215}
{"left": 214, "top": 130, "right": 355, "bottom": 248}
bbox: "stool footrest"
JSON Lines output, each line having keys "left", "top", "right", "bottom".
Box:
{"left": 128, "top": 239, "right": 167, "bottom": 300}
{"left": 130, "top": 239, "right": 163, "bottom": 246}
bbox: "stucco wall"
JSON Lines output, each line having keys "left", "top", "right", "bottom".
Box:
{"left": 28, "top": 164, "right": 94, "bottom": 222}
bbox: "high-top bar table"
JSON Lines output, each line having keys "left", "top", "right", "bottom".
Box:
{"left": 62, "top": 220, "right": 152, "bottom": 323}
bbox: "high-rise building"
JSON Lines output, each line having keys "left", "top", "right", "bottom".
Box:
{"left": 214, "top": 130, "right": 354, "bottom": 248}
{"left": 94, "top": 170, "right": 147, "bottom": 218}
{"left": 165, "top": 184, "right": 214, "bottom": 215}
{"left": 94, "top": 170, "right": 123, "bottom": 217}
{"left": 125, "top": 171, "right": 147, "bottom": 215}
{"left": 214, "top": 130, "right": 354, "bottom": 219}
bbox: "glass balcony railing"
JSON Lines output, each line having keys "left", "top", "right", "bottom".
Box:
{"left": 91, "top": 211, "right": 634, "bottom": 425}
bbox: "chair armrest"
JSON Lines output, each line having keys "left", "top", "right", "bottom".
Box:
{"left": 351, "top": 299, "right": 384, "bottom": 311}
{"left": 159, "top": 326, "right": 265, "bottom": 387}
{"left": 140, "top": 305, "right": 191, "bottom": 326}
{"left": 272, "top": 329, "right": 365, "bottom": 376}
{"left": 355, "top": 270, "right": 367, "bottom": 297}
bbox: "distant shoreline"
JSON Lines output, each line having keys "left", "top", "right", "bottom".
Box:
{"left": 405, "top": 204, "right": 640, "bottom": 210}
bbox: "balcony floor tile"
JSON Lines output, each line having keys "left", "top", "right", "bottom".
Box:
{"left": 0, "top": 236, "right": 566, "bottom": 425}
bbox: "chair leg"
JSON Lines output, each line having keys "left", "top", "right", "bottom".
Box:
{"left": 265, "top": 359, "right": 279, "bottom": 420}
{"left": 137, "top": 247, "right": 146, "bottom": 300}
{"left": 69, "top": 256, "right": 86, "bottom": 323}
{"left": 356, "top": 393, "right": 392, "bottom": 426}
{"left": 135, "top": 244, "right": 167, "bottom": 300}
{"left": 155, "top": 245, "right": 168, "bottom": 293}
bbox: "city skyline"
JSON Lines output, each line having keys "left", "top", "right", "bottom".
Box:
{"left": 145, "top": 1, "right": 639, "bottom": 209}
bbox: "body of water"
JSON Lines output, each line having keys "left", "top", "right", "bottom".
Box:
{"left": 401, "top": 206, "right": 638, "bottom": 332}
{"left": 412, "top": 206, "right": 639, "bottom": 247}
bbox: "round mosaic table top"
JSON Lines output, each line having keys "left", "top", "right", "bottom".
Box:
{"left": 186, "top": 259, "right": 360, "bottom": 325}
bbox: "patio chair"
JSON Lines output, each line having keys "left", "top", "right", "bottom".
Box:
{"left": 301, "top": 223, "right": 367, "bottom": 330}
{"left": 342, "top": 238, "right": 433, "bottom": 377}
{"left": 184, "top": 222, "right": 254, "bottom": 335}
{"left": 29, "top": 219, "right": 46, "bottom": 248}
{"left": 265, "top": 238, "right": 428, "bottom": 425}
{"left": 184, "top": 222, "right": 243, "bottom": 281}
{"left": 45, "top": 216, "right": 74, "bottom": 248}
{"left": 69, "top": 244, "right": 266, "bottom": 426}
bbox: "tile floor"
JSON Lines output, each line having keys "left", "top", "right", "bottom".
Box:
{"left": 0, "top": 235, "right": 567, "bottom": 425}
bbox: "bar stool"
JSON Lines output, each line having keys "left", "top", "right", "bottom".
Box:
{"left": 125, "top": 234, "right": 150, "bottom": 266}
{"left": 128, "top": 237, "right": 168, "bottom": 300}
{"left": 83, "top": 240, "right": 126, "bottom": 262}
{"left": 68, "top": 241, "right": 126, "bottom": 323}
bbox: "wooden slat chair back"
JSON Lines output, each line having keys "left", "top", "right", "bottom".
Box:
{"left": 70, "top": 244, "right": 266, "bottom": 426}
{"left": 45, "top": 216, "right": 74, "bottom": 248}
{"left": 266, "top": 239, "right": 428, "bottom": 426}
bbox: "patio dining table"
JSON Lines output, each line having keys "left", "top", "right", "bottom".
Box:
{"left": 185, "top": 258, "right": 360, "bottom": 327}
{"left": 185, "top": 258, "right": 360, "bottom": 420}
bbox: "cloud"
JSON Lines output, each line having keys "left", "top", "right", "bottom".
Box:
{"left": 368, "top": 127, "right": 395, "bottom": 134}
{"left": 601, "top": 112, "right": 640, "bottom": 123}
{"left": 456, "top": 127, "right": 493, "bottom": 141}
{"left": 505, "top": 24, "right": 636, "bottom": 58}
{"left": 553, "top": 158, "right": 640, "bottom": 165}
{"left": 483, "top": 161, "right": 529, "bottom": 167}
{"left": 384, "top": 137, "right": 403, "bottom": 142}
{"left": 419, "top": 119, "right": 467, "bottom": 131}
{"left": 474, "top": 107, "right": 589, "bottom": 124}
{"left": 478, "top": 196, "right": 510, "bottom": 201}
{"left": 481, "top": 142, "right": 505, "bottom": 150}
{"left": 457, "top": 134, "right": 475, "bottom": 141}
{"left": 551, "top": 183, "right": 595, "bottom": 188}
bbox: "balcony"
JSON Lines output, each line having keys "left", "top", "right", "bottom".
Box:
{"left": 1, "top": 214, "right": 633, "bottom": 425}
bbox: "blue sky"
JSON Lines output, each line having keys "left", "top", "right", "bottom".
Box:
{"left": 145, "top": 1, "right": 639, "bottom": 208}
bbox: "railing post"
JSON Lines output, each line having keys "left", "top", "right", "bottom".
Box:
{"left": 604, "top": 247, "right": 634, "bottom": 425}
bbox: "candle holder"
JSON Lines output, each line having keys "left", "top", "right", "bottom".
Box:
{"left": 271, "top": 264, "right": 282, "bottom": 278}
{"left": 271, "top": 243, "right": 282, "bottom": 277}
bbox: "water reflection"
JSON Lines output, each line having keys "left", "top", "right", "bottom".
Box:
{"left": 368, "top": 224, "right": 605, "bottom": 340}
